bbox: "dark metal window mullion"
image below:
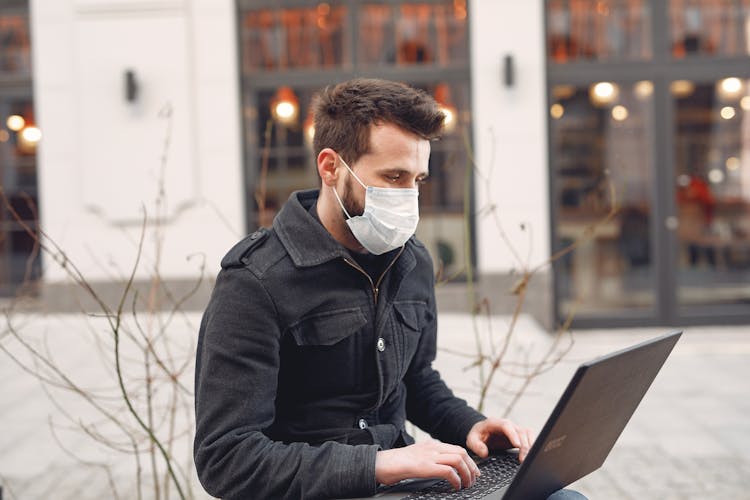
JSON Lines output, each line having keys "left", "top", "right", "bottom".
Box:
{"left": 735, "top": 0, "right": 746, "bottom": 56}
{"left": 649, "top": 0, "right": 676, "bottom": 324}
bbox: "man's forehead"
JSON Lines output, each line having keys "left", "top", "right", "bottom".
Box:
{"left": 367, "top": 123, "right": 431, "bottom": 156}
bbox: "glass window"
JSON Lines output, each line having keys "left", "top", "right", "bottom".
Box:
{"left": 673, "top": 77, "right": 750, "bottom": 307}
{"left": 238, "top": 1, "right": 472, "bottom": 276}
{"left": 551, "top": 81, "right": 656, "bottom": 318}
{"left": 670, "top": 0, "right": 750, "bottom": 58}
{"left": 244, "top": 80, "right": 471, "bottom": 277}
{"left": 0, "top": 11, "right": 31, "bottom": 76}
{"left": 245, "top": 86, "right": 320, "bottom": 227}
{"left": 358, "top": 1, "right": 468, "bottom": 67}
{"left": 546, "top": 0, "right": 652, "bottom": 63}
{"left": 240, "top": 4, "right": 349, "bottom": 72}
{"left": 1, "top": 3, "right": 36, "bottom": 296}
{"left": 0, "top": 95, "right": 40, "bottom": 296}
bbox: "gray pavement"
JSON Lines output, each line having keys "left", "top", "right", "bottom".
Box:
{"left": 1, "top": 312, "right": 749, "bottom": 499}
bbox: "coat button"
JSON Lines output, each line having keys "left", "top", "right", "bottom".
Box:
{"left": 358, "top": 418, "right": 368, "bottom": 429}
{"left": 376, "top": 337, "right": 386, "bottom": 352}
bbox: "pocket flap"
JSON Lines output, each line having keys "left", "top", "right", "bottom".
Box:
{"left": 290, "top": 307, "right": 368, "bottom": 346}
{"left": 393, "top": 302, "right": 424, "bottom": 331}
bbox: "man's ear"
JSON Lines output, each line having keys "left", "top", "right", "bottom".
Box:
{"left": 317, "top": 149, "right": 339, "bottom": 187}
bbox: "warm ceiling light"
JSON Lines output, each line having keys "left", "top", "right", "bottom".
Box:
{"left": 670, "top": 80, "right": 695, "bottom": 98}
{"left": 21, "top": 126, "right": 42, "bottom": 143}
{"left": 18, "top": 126, "right": 42, "bottom": 153}
{"left": 441, "top": 106, "right": 457, "bottom": 131}
{"left": 589, "top": 82, "right": 619, "bottom": 106}
{"left": 303, "top": 113, "right": 315, "bottom": 148}
{"left": 741, "top": 96, "right": 750, "bottom": 110}
{"left": 726, "top": 157, "right": 740, "bottom": 171}
{"left": 708, "top": 168, "right": 725, "bottom": 184}
{"left": 550, "top": 103, "right": 565, "bottom": 119}
{"left": 271, "top": 86, "right": 299, "bottom": 126}
{"left": 6, "top": 114, "right": 25, "bottom": 131}
{"left": 717, "top": 77, "right": 743, "bottom": 101}
{"left": 720, "top": 106, "right": 736, "bottom": 120}
{"left": 634, "top": 80, "right": 653, "bottom": 99}
{"left": 611, "top": 105, "right": 629, "bottom": 121}
{"left": 434, "top": 83, "right": 458, "bottom": 133}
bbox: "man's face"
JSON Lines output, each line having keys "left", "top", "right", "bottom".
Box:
{"left": 339, "top": 122, "right": 431, "bottom": 217}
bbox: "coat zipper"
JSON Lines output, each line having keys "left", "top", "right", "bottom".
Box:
{"left": 343, "top": 246, "right": 406, "bottom": 305}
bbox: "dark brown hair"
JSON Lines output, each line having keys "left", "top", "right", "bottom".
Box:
{"left": 311, "top": 78, "right": 445, "bottom": 165}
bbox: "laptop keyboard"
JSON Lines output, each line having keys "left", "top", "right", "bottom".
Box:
{"left": 403, "top": 454, "right": 520, "bottom": 499}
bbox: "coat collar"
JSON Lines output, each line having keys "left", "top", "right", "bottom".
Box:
{"left": 273, "top": 189, "right": 418, "bottom": 271}
{"left": 274, "top": 189, "right": 355, "bottom": 268}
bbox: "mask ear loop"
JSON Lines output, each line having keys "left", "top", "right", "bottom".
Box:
{"left": 331, "top": 186, "right": 353, "bottom": 219}
{"left": 332, "top": 154, "right": 367, "bottom": 220}
{"left": 338, "top": 155, "right": 368, "bottom": 189}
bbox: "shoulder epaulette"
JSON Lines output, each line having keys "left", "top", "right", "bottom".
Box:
{"left": 220, "top": 228, "right": 270, "bottom": 268}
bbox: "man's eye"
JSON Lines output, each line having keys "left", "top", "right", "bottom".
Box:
{"left": 416, "top": 177, "right": 429, "bottom": 185}
{"left": 386, "top": 175, "right": 400, "bottom": 182}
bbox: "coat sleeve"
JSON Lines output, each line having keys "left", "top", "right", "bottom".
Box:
{"left": 193, "top": 267, "right": 379, "bottom": 500}
{"left": 403, "top": 272, "right": 486, "bottom": 447}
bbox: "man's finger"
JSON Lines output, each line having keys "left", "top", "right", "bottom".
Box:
{"left": 438, "top": 452, "right": 474, "bottom": 488}
{"left": 432, "top": 464, "right": 462, "bottom": 490}
{"left": 467, "top": 433, "right": 489, "bottom": 458}
{"left": 519, "top": 428, "right": 535, "bottom": 462}
{"left": 497, "top": 421, "right": 521, "bottom": 449}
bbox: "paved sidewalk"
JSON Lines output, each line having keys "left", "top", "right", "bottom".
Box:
{"left": 1, "top": 312, "right": 748, "bottom": 499}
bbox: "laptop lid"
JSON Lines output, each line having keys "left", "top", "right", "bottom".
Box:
{"left": 501, "top": 330, "right": 682, "bottom": 500}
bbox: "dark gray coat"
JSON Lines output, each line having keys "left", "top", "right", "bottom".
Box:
{"left": 194, "top": 189, "right": 485, "bottom": 499}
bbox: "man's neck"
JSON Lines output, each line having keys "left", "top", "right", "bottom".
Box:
{"left": 315, "top": 189, "right": 367, "bottom": 253}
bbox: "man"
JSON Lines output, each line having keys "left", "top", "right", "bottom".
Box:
{"left": 194, "top": 79, "right": 585, "bottom": 500}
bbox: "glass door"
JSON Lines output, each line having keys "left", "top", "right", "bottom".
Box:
{"left": 550, "top": 80, "right": 657, "bottom": 320}
{"left": 672, "top": 77, "right": 750, "bottom": 313}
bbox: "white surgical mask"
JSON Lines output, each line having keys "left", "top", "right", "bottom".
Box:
{"left": 332, "top": 156, "right": 419, "bottom": 255}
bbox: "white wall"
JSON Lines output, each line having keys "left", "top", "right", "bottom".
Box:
{"left": 31, "top": 0, "right": 244, "bottom": 282}
{"left": 469, "top": 0, "right": 550, "bottom": 274}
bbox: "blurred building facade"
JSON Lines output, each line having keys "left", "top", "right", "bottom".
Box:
{"left": 2, "top": 0, "right": 749, "bottom": 327}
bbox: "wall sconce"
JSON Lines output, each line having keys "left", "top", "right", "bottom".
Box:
{"left": 124, "top": 69, "right": 139, "bottom": 103}
{"left": 503, "top": 54, "right": 515, "bottom": 87}
{"left": 271, "top": 86, "right": 299, "bottom": 126}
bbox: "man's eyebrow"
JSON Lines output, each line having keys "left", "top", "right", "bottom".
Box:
{"left": 379, "top": 168, "right": 430, "bottom": 178}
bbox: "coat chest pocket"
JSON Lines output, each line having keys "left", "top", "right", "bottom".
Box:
{"left": 392, "top": 301, "right": 428, "bottom": 373}
{"left": 290, "top": 307, "right": 368, "bottom": 346}
{"left": 285, "top": 307, "right": 369, "bottom": 396}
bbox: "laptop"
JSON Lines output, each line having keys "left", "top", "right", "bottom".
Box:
{"left": 343, "top": 330, "right": 682, "bottom": 500}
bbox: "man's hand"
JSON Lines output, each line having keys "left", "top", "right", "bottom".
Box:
{"left": 375, "top": 440, "right": 481, "bottom": 490}
{"left": 466, "top": 418, "right": 535, "bottom": 462}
